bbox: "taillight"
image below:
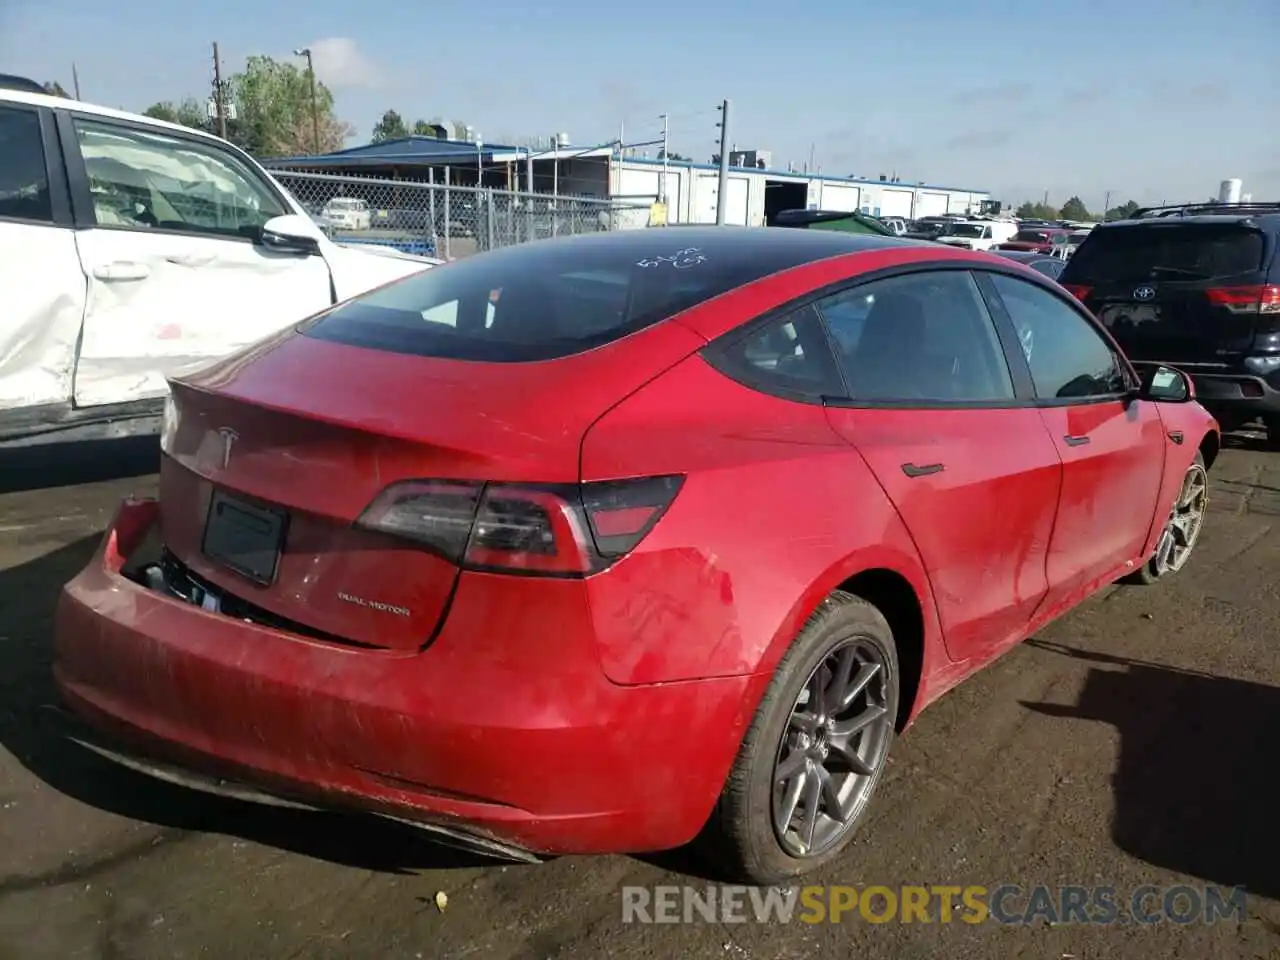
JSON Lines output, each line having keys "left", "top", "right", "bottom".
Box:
{"left": 355, "top": 475, "right": 684, "bottom": 576}
{"left": 1205, "top": 285, "right": 1280, "bottom": 314}
{"left": 1062, "top": 284, "right": 1092, "bottom": 301}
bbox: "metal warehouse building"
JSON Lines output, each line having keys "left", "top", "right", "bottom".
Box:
{"left": 611, "top": 157, "right": 990, "bottom": 226}
{"left": 263, "top": 137, "right": 989, "bottom": 226}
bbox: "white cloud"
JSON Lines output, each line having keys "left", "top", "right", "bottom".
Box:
{"left": 305, "top": 38, "right": 382, "bottom": 90}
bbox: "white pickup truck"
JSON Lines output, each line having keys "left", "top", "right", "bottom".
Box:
{"left": 0, "top": 81, "right": 437, "bottom": 447}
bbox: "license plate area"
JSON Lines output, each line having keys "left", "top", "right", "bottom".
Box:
{"left": 201, "top": 491, "right": 287, "bottom": 585}
{"left": 1098, "top": 303, "right": 1162, "bottom": 331}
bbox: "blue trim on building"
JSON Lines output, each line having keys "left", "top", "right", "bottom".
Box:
{"left": 616, "top": 155, "right": 986, "bottom": 196}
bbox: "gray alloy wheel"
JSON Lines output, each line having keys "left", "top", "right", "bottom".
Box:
{"left": 695, "top": 591, "right": 900, "bottom": 885}
{"left": 770, "top": 637, "right": 894, "bottom": 857}
{"left": 1126, "top": 452, "right": 1208, "bottom": 584}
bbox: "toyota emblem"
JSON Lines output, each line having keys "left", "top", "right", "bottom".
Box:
{"left": 1133, "top": 285, "right": 1156, "bottom": 301}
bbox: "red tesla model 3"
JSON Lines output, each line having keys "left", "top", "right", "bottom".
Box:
{"left": 53, "top": 228, "right": 1218, "bottom": 884}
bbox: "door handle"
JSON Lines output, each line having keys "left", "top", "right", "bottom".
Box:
{"left": 1063, "top": 434, "right": 1090, "bottom": 446}
{"left": 1168, "top": 430, "right": 1184, "bottom": 444}
{"left": 901, "top": 462, "right": 945, "bottom": 478}
{"left": 92, "top": 261, "right": 150, "bottom": 281}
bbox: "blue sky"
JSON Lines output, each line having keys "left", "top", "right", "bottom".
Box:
{"left": 3, "top": 0, "right": 1277, "bottom": 208}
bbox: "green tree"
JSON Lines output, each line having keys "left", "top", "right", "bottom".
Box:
{"left": 412, "top": 119, "right": 444, "bottom": 137}
{"left": 43, "top": 81, "right": 71, "bottom": 98}
{"left": 229, "top": 55, "right": 353, "bottom": 157}
{"left": 142, "top": 98, "right": 208, "bottom": 131}
{"left": 1105, "top": 199, "right": 1141, "bottom": 221}
{"left": 1016, "top": 201, "right": 1059, "bottom": 220}
{"left": 372, "top": 109, "right": 408, "bottom": 142}
{"left": 1059, "top": 196, "right": 1091, "bottom": 221}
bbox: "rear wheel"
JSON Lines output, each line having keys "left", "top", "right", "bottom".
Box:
{"left": 1123, "top": 452, "right": 1208, "bottom": 584}
{"left": 696, "top": 591, "right": 899, "bottom": 884}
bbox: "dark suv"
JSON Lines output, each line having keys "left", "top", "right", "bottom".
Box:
{"left": 1058, "top": 202, "right": 1280, "bottom": 442}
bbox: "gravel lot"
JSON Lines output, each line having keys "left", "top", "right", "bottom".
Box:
{"left": 2, "top": 434, "right": 1278, "bottom": 959}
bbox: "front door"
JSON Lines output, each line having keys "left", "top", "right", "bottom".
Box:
{"left": 817, "top": 269, "right": 1063, "bottom": 664}
{"left": 983, "top": 272, "right": 1165, "bottom": 607}
{"left": 65, "top": 114, "right": 333, "bottom": 408}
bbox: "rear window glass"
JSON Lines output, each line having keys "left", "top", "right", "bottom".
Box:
{"left": 303, "top": 230, "right": 871, "bottom": 362}
{"left": 1066, "top": 225, "right": 1266, "bottom": 283}
{"left": 1013, "top": 230, "right": 1051, "bottom": 242}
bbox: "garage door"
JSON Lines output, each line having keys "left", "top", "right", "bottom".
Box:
{"left": 878, "top": 188, "right": 914, "bottom": 218}
{"left": 819, "top": 182, "right": 860, "bottom": 212}
{"left": 916, "top": 192, "right": 948, "bottom": 217}
{"left": 695, "top": 174, "right": 749, "bottom": 224}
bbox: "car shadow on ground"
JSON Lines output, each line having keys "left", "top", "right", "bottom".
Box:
{"left": 1020, "top": 639, "right": 1274, "bottom": 901}
{"left": 0, "top": 535, "right": 515, "bottom": 878}
{"left": 1, "top": 436, "right": 162, "bottom": 494}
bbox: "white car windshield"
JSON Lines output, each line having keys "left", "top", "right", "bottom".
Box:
{"left": 327, "top": 199, "right": 364, "bottom": 210}
{"left": 944, "top": 223, "right": 986, "bottom": 238}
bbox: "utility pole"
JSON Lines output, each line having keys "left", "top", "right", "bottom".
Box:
{"left": 211, "top": 43, "right": 227, "bottom": 139}
{"left": 715, "top": 99, "right": 731, "bottom": 224}
{"left": 659, "top": 113, "right": 669, "bottom": 203}
{"left": 293, "top": 48, "right": 320, "bottom": 154}
{"left": 1102, "top": 190, "right": 1112, "bottom": 220}
{"left": 71, "top": 63, "right": 81, "bottom": 99}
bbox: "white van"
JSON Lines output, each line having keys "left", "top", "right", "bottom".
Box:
{"left": 934, "top": 219, "right": 1018, "bottom": 252}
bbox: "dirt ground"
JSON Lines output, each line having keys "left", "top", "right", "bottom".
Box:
{"left": 2, "top": 434, "right": 1278, "bottom": 959}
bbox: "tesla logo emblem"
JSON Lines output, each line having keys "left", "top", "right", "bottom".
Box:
{"left": 1133, "top": 285, "right": 1156, "bottom": 301}
{"left": 217, "top": 427, "right": 238, "bottom": 469}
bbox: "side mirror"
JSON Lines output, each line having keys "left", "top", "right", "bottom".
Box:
{"left": 1135, "top": 363, "right": 1193, "bottom": 403}
{"left": 259, "top": 214, "right": 324, "bottom": 255}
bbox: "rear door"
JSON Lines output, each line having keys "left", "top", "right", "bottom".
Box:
{"left": 61, "top": 113, "right": 335, "bottom": 408}
{"left": 1062, "top": 222, "right": 1271, "bottom": 364}
{"left": 981, "top": 270, "right": 1165, "bottom": 607}
{"left": 819, "top": 268, "right": 1064, "bottom": 664}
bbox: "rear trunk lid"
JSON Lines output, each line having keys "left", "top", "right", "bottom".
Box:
{"left": 1061, "top": 221, "right": 1273, "bottom": 364}
{"left": 160, "top": 322, "right": 704, "bottom": 651}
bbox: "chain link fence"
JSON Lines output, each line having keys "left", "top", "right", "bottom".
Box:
{"left": 270, "top": 170, "right": 653, "bottom": 259}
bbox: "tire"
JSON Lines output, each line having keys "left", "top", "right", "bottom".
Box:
{"left": 1123, "top": 451, "right": 1208, "bottom": 585}
{"left": 1264, "top": 416, "right": 1280, "bottom": 451}
{"left": 695, "top": 591, "right": 899, "bottom": 885}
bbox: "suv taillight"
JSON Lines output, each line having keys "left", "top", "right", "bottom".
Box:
{"left": 1062, "top": 284, "right": 1092, "bottom": 301}
{"left": 355, "top": 476, "right": 684, "bottom": 576}
{"left": 1205, "top": 285, "right": 1280, "bottom": 314}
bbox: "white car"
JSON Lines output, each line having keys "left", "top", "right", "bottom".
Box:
{"left": 321, "top": 196, "right": 372, "bottom": 231}
{"left": 0, "top": 79, "right": 438, "bottom": 447}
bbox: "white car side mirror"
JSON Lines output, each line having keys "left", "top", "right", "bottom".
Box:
{"left": 260, "top": 214, "right": 325, "bottom": 255}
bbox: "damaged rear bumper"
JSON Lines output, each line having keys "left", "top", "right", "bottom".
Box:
{"left": 52, "top": 498, "right": 755, "bottom": 857}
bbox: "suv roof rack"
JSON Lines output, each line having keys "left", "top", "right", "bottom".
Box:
{"left": 1129, "top": 201, "right": 1280, "bottom": 219}
{"left": 0, "top": 74, "right": 49, "bottom": 94}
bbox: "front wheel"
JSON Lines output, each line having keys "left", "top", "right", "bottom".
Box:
{"left": 1124, "top": 452, "right": 1208, "bottom": 585}
{"left": 696, "top": 591, "right": 899, "bottom": 885}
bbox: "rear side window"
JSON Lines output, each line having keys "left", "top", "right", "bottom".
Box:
{"left": 1066, "top": 225, "right": 1265, "bottom": 283}
{"left": 304, "top": 232, "right": 856, "bottom": 362}
{"left": 708, "top": 304, "right": 844, "bottom": 400}
{"left": 0, "top": 106, "right": 51, "bottom": 223}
